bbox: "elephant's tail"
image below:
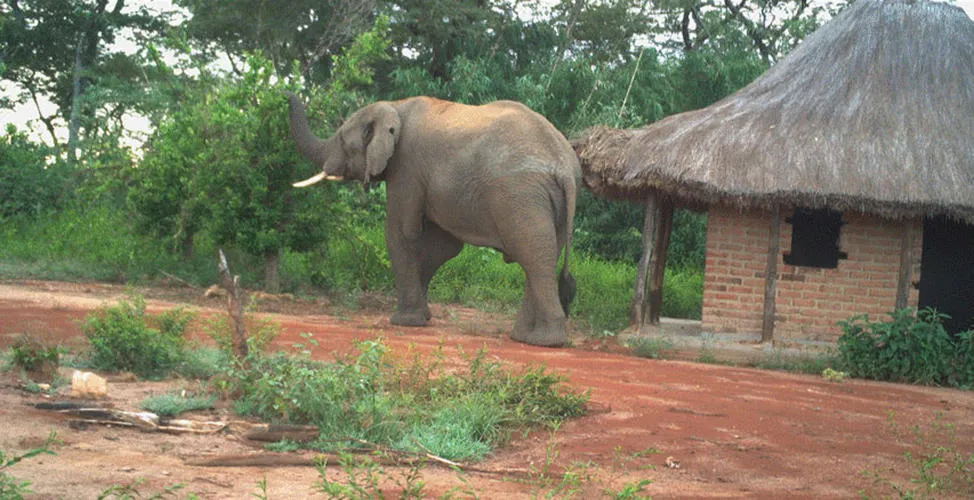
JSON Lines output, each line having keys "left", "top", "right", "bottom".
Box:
{"left": 557, "top": 175, "right": 577, "bottom": 316}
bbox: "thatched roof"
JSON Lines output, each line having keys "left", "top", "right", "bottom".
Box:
{"left": 575, "top": 0, "right": 974, "bottom": 223}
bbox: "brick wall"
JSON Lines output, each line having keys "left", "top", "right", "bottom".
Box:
{"left": 701, "top": 206, "right": 923, "bottom": 345}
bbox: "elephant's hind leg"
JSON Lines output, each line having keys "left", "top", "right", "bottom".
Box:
{"left": 506, "top": 229, "right": 568, "bottom": 347}
{"left": 419, "top": 221, "right": 463, "bottom": 320}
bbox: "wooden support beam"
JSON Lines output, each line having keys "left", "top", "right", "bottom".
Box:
{"left": 631, "top": 193, "right": 659, "bottom": 326}
{"left": 761, "top": 205, "right": 781, "bottom": 343}
{"left": 895, "top": 219, "right": 916, "bottom": 310}
{"left": 646, "top": 199, "right": 674, "bottom": 325}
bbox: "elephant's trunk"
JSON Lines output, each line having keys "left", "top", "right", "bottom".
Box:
{"left": 287, "top": 92, "right": 336, "bottom": 186}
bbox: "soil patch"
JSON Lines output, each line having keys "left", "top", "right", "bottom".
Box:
{"left": 1, "top": 279, "right": 973, "bottom": 498}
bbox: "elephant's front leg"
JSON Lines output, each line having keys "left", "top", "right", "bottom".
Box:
{"left": 385, "top": 213, "right": 429, "bottom": 327}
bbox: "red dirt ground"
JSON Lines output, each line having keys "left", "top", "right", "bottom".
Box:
{"left": 1, "top": 279, "right": 972, "bottom": 499}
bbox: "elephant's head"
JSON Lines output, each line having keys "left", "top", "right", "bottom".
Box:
{"left": 287, "top": 93, "right": 401, "bottom": 186}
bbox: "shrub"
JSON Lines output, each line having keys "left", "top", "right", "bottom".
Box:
{"left": 8, "top": 334, "right": 60, "bottom": 376}
{"left": 80, "top": 296, "right": 194, "bottom": 379}
{"left": 837, "top": 308, "right": 974, "bottom": 388}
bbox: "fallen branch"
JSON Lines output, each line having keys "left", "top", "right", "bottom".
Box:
{"left": 160, "top": 271, "right": 199, "bottom": 290}
{"left": 36, "top": 404, "right": 227, "bottom": 434}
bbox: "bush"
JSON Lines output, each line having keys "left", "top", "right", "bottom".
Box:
{"left": 80, "top": 296, "right": 194, "bottom": 379}
{"left": 0, "top": 125, "right": 67, "bottom": 219}
{"left": 8, "top": 334, "right": 60, "bottom": 375}
{"left": 837, "top": 308, "right": 974, "bottom": 388}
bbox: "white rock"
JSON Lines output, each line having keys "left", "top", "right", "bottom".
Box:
{"left": 71, "top": 370, "right": 108, "bottom": 398}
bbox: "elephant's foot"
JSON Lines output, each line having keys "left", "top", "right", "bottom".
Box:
{"left": 510, "top": 318, "right": 568, "bottom": 348}
{"left": 390, "top": 309, "right": 428, "bottom": 327}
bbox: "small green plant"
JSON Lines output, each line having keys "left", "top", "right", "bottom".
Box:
{"left": 81, "top": 295, "right": 194, "bottom": 379}
{"left": 0, "top": 432, "right": 57, "bottom": 500}
{"left": 625, "top": 336, "right": 671, "bottom": 359}
{"left": 140, "top": 391, "right": 216, "bottom": 417}
{"left": 8, "top": 334, "right": 60, "bottom": 376}
{"left": 864, "top": 411, "right": 974, "bottom": 498}
{"left": 821, "top": 367, "right": 847, "bottom": 382}
{"left": 97, "top": 478, "right": 190, "bottom": 499}
{"left": 204, "top": 313, "right": 281, "bottom": 357}
{"left": 754, "top": 350, "right": 836, "bottom": 375}
{"left": 606, "top": 479, "right": 652, "bottom": 499}
{"left": 837, "top": 308, "right": 974, "bottom": 388}
{"left": 313, "top": 452, "right": 427, "bottom": 499}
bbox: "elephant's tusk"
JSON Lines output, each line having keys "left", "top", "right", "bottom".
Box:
{"left": 293, "top": 172, "right": 343, "bottom": 187}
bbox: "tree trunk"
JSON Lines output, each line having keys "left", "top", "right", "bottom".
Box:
{"left": 180, "top": 232, "right": 195, "bottom": 262}
{"left": 264, "top": 249, "right": 281, "bottom": 294}
{"left": 67, "top": 34, "right": 85, "bottom": 166}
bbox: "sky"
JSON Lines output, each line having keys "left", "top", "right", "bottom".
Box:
{"left": 2, "top": 0, "right": 974, "bottom": 148}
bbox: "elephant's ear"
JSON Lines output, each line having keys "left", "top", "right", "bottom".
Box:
{"left": 363, "top": 103, "right": 401, "bottom": 182}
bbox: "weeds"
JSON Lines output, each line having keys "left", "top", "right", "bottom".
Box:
{"left": 80, "top": 295, "right": 194, "bottom": 379}
{"left": 313, "top": 452, "right": 428, "bottom": 499}
{"left": 8, "top": 334, "right": 60, "bottom": 376}
{"left": 140, "top": 391, "right": 216, "bottom": 417}
{"left": 837, "top": 308, "right": 974, "bottom": 388}
{"left": 218, "top": 339, "right": 588, "bottom": 462}
{"left": 625, "top": 336, "right": 671, "bottom": 359}
{"left": 0, "top": 432, "right": 57, "bottom": 500}
{"left": 863, "top": 411, "right": 974, "bottom": 498}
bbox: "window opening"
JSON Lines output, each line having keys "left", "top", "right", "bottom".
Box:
{"left": 783, "top": 208, "right": 846, "bottom": 268}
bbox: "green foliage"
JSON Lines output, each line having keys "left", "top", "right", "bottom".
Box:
{"left": 0, "top": 205, "right": 176, "bottom": 283}
{"left": 80, "top": 296, "right": 194, "bottom": 379}
{"left": 219, "top": 338, "right": 587, "bottom": 462}
{"left": 626, "top": 337, "right": 672, "bottom": 360}
{"left": 751, "top": 350, "right": 837, "bottom": 375}
{"left": 313, "top": 452, "right": 427, "bottom": 499}
{"left": 0, "top": 126, "right": 66, "bottom": 219}
{"left": 7, "top": 334, "right": 60, "bottom": 374}
{"left": 837, "top": 308, "right": 974, "bottom": 388}
{"left": 140, "top": 391, "right": 216, "bottom": 417}
{"left": 0, "top": 432, "right": 57, "bottom": 500}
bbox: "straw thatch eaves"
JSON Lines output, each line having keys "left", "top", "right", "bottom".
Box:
{"left": 575, "top": 0, "right": 974, "bottom": 223}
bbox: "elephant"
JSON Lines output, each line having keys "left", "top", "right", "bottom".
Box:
{"left": 287, "top": 93, "right": 579, "bottom": 347}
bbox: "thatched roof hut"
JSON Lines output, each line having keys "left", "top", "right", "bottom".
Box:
{"left": 576, "top": 0, "right": 974, "bottom": 223}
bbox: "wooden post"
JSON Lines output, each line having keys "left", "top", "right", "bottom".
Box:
{"left": 217, "top": 249, "right": 249, "bottom": 360}
{"left": 895, "top": 220, "right": 916, "bottom": 310}
{"left": 761, "top": 205, "right": 781, "bottom": 343}
{"left": 631, "top": 193, "right": 659, "bottom": 326}
{"left": 645, "top": 199, "right": 674, "bottom": 325}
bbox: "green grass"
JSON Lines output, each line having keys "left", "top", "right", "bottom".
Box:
{"left": 220, "top": 338, "right": 588, "bottom": 462}
{"left": 0, "top": 204, "right": 706, "bottom": 334}
{"left": 625, "top": 336, "right": 672, "bottom": 360}
{"left": 140, "top": 391, "right": 216, "bottom": 417}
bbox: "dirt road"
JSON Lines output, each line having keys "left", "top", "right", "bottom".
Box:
{"left": 1, "top": 279, "right": 972, "bottom": 498}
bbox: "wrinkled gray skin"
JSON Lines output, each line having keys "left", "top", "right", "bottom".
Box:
{"left": 287, "top": 93, "right": 578, "bottom": 347}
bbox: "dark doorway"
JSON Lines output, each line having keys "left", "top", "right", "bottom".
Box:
{"left": 918, "top": 215, "right": 974, "bottom": 334}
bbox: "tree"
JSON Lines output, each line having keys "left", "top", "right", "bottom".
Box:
{"left": 0, "top": 125, "right": 66, "bottom": 219}
{"left": 174, "top": 0, "right": 375, "bottom": 83}
{"left": 0, "top": 0, "right": 166, "bottom": 163}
